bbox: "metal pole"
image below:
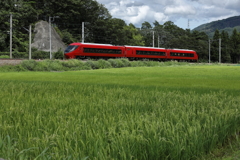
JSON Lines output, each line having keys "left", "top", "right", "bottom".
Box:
{"left": 158, "top": 35, "right": 159, "bottom": 48}
{"left": 49, "top": 17, "right": 52, "bottom": 59}
{"left": 209, "top": 39, "right": 211, "bottom": 63}
{"left": 10, "top": 14, "right": 12, "bottom": 59}
{"left": 29, "top": 24, "right": 31, "bottom": 60}
{"left": 82, "top": 22, "right": 84, "bottom": 43}
{"left": 219, "top": 38, "right": 221, "bottom": 63}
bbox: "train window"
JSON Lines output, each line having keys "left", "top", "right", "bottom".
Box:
{"left": 83, "top": 48, "right": 122, "bottom": 54}
{"left": 170, "top": 52, "right": 194, "bottom": 57}
{"left": 64, "top": 45, "right": 79, "bottom": 53}
{"left": 136, "top": 50, "right": 166, "bottom": 56}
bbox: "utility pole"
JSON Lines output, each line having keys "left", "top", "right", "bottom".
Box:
{"left": 29, "top": 24, "right": 32, "bottom": 60}
{"left": 49, "top": 16, "right": 59, "bottom": 59}
{"left": 49, "top": 17, "right": 52, "bottom": 59}
{"left": 82, "top": 22, "right": 84, "bottom": 43}
{"left": 23, "top": 25, "right": 32, "bottom": 59}
{"left": 10, "top": 14, "right": 12, "bottom": 59}
{"left": 219, "top": 38, "right": 221, "bottom": 63}
{"left": 152, "top": 31, "right": 155, "bottom": 47}
{"left": 209, "top": 39, "right": 211, "bottom": 63}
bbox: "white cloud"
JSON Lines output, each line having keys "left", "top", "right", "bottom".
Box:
{"left": 96, "top": 0, "right": 240, "bottom": 29}
{"left": 164, "top": 5, "right": 196, "bottom": 15}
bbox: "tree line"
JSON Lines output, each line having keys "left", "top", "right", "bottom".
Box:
{"left": 0, "top": 0, "right": 240, "bottom": 63}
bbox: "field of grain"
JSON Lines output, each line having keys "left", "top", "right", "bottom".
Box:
{"left": 0, "top": 65, "right": 239, "bottom": 159}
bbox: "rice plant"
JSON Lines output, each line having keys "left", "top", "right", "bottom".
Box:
{"left": 0, "top": 66, "right": 239, "bottom": 159}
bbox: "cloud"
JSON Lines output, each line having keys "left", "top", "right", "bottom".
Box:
{"left": 126, "top": 1, "right": 144, "bottom": 7}
{"left": 96, "top": 0, "right": 240, "bottom": 29}
{"left": 164, "top": 5, "right": 196, "bottom": 15}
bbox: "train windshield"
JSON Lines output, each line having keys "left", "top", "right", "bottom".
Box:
{"left": 64, "top": 45, "right": 79, "bottom": 54}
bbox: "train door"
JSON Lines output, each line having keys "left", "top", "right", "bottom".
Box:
{"left": 125, "top": 47, "right": 134, "bottom": 59}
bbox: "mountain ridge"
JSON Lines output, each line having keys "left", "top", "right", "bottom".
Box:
{"left": 193, "top": 15, "right": 240, "bottom": 37}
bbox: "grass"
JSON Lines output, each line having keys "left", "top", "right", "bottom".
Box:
{"left": 0, "top": 65, "right": 239, "bottom": 159}
{"left": 0, "top": 65, "right": 239, "bottom": 95}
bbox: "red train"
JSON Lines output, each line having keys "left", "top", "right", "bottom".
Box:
{"left": 64, "top": 43, "right": 198, "bottom": 62}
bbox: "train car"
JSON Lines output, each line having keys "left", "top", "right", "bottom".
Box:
{"left": 64, "top": 43, "right": 198, "bottom": 62}
{"left": 167, "top": 49, "right": 198, "bottom": 62}
{"left": 125, "top": 46, "right": 167, "bottom": 61}
{"left": 64, "top": 43, "right": 125, "bottom": 59}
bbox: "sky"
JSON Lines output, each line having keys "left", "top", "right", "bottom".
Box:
{"left": 96, "top": 0, "right": 240, "bottom": 30}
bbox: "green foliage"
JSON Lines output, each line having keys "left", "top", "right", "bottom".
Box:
{"left": 21, "top": 60, "right": 37, "bottom": 71}
{"left": 31, "top": 48, "right": 49, "bottom": 59}
{"left": 0, "top": 59, "right": 193, "bottom": 72}
{"left": 97, "top": 59, "right": 112, "bottom": 69}
{"left": 61, "top": 30, "right": 76, "bottom": 44}
{"left": 53, "top": 49, "right": 64, "bottom": 60}
{"left": 85, "top": 60, "right": 99, "bottom": 69}
{"left": 124, "top": 24, "right": 145, "bottom": 46}
{"left": 0, "top": 55, "right": 10, "bottom": 59}
{"left": 61, "top": 59, "right": 84, "bottom": 69}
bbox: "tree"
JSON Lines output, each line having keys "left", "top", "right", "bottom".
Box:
{"left": 105, "top": 18, "right": 128, "bottom": 45}
{"left": 141, "top": 21, "right": 152, "bottom": 30}
{"left": 211, "top": 29, "right": 221, "bottom": 62}
{"left": 139, "top": 22, "right": 153, "bottom": 46}
{"left": 123, "top": 23, "right": 144, "bottom": 46}
{"left": 220, "top": 31, "right": 231, "bottom": 63}
{"left": 0, "top": 0, "right": 38, "bottom": 53}
{"left": 230, "top": 29, "right": 240, "bottom": 63}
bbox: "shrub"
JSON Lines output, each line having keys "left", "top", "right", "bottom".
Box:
{"left": 34, "top": 60, "right": 52, "bottom": 71}
{"left": 0, "top": 52, "right": 9, "bottom": 56}
{"left": 108, "top": 59, "right": 118, "bottom": 68}
{"left": 97, "top": 59, "right": 112, "bottom": 69}
{"left": 53, "top": 49, "right": 64, "bottom": 59}
{"left": 120, "top": 58, "right": 131, "bottom": 67}
{"left": 0, "top": 55, "right": 10, "bottom": 59}
{"left": 21, "top": 60, "right": 38, "bottom": 71}
{"left": 85, "top": 60, "right": 99, "bottom": 69}
{"left": 32, "top": 48, "right": 49, "bottom": 59}
{"left": 48, "top": 60, "right": 64, "bottom": 71}
{"left": 61, "top": 59, "right": 85, "bottom": 70}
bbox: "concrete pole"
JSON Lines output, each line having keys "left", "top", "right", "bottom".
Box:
{"left": 82, "top": 22, "right": 84, "bottom": 43}
{"left": 10, "top": 14, "right": 12, "bottom": 59}
{"left": 219, "top": 38, "right": 221, "bottom": 63}
{"left": 29, "top": 24, "right": 31, "bottom": 60}
{"left": 49, "top": 17, "right": 52, "bottom": 59}
{"left": 153, "top": 31, "right": 154, "bottom": 47}
{"left": 209, "top": 39, "right": 211, "bottom": 63}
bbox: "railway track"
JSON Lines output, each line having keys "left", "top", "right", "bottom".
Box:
{"left": 0, "top": 59, "right": 24, "bottom": 66}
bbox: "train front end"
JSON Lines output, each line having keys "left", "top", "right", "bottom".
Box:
{"left": 64, "top": 43, "right": 80, "bottom": 59}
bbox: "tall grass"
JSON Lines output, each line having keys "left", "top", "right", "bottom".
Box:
{"left": 0, "top": 81, "right": 239, "bottom": 159}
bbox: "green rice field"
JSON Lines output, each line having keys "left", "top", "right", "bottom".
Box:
{"left": 0, "top": 65, "right": 239, "bottom": 159}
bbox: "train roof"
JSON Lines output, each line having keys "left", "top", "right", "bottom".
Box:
{"left": 71, "top": 42, "right": 114, "bottom": 46}
{"left": 125, "top": 45, "right": 166, "bottom": 49}
{"left": 169, "top": 48, "right": 194, "bottom": 51}
{"left": 69, "top": 43, "right": 194, "bottom": 51}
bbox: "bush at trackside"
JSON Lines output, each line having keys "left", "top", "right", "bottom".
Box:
{"left": 0, "top": 58, "right": 190, "bottom": 72}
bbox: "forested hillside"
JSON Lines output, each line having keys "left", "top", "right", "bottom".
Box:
{"left": 193, "top": 16, "right": 240, "bottom": 37}
{"left": 0, "top": 0, "right": 240, "bottom": 63}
